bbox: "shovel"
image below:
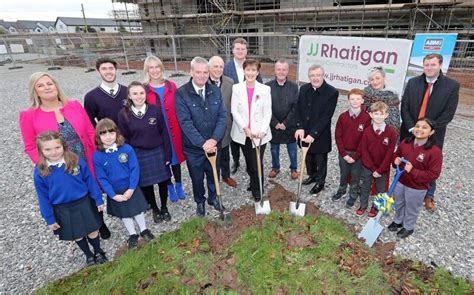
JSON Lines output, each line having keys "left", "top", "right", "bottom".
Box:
{"left": 358, "top": 159, "right": 407, "bottom": 247}
{"left": 289, "top": 140, "right": 311, "bottom": 217}
{"left": 252, "top": 138, "right": 271, "bottom": 215}
{"left": 205, "top": 149, "right": 231, "bottom": 223}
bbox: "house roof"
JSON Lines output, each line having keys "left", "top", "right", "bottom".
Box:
{"left": 55, "top": 17, "right": 140, "bottom": 27}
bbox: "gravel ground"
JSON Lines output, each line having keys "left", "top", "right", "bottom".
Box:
{"left": 0, "top": 64, "right": 472, "bottom": 294}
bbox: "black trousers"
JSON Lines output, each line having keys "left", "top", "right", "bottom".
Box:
{"left": 241, "top": 138, "right": 266, "bottom": 198}
{"left": 230, "top": 140, "right": 242, "bottom": 165}
{"left": 305, "top": 153, "right": 328, "bottom": 186}
{"left": 141, "top": 179, "right": 171, "bottom": 211}
{"left": 219, "top": 145, "right": 231, "bottom": 179}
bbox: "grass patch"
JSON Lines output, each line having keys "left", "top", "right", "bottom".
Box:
{"left": 36, "top": 212, "right": 472, "bottom": 294}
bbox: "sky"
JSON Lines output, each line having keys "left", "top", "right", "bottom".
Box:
{"left": 0, "top": 0, "right": 136, "bottom": 22}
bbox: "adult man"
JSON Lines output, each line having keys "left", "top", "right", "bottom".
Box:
{"left": 175, "top": 57, "right": 227, "bottom": 216}
{"left": 266, "top": 59, "right": 299, "bottom": 180}
{"left": 84, "top": 57, "right": 127, "bottom": 126}
{"left": 295, "top": 65, "right": 339, "bottom": 195}
{"left": 400, "top": 53, "right": 460, "bottom": 210}
{"left": 208, "top": 55, "right": 237, "bottom": 188}
{"left": 223, "top": 38, "right": 262, "bottom": 174}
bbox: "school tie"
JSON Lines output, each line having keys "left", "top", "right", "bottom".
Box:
{"left": 109, "top": 89, "right": 114, "bottom": 96}
{"left": 376, "top": 128, "right": 382, "bottom": 135}
{"left": 418, "top": 82, "right": 433, "bottom": 119}
{"left": 198, "top": 89, "right": 205, "bottom": 102}
{"left": 137, "top": 111, "right": 143, "bottom": 117}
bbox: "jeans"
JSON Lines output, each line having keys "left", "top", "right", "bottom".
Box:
{"left": 270, "top": 142, "right": 297, "bottom": 170}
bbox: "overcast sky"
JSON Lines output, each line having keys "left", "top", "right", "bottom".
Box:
{"left": 0, "top": 0, "right": 136, "bottom": 22}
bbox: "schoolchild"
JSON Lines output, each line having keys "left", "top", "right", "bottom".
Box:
{"left": 93, "top": 119, "right": 155, "bottom": 249}
{"left": 332, "top": 88, "right": 371, "bottom": 206}
{"left": 33, "top": 131, "right": 107, "bottom": 266}
{"left": 388, "top": 118, "right": 442, "bottom": 238}
{"left": 117, "top": 81, "right": 173, "bottom": 224}
{"left": 356, "top": 101, "right": 397, "bottom": 217}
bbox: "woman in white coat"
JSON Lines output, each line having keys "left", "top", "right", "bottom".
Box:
{"left": 230, "top": 59, "right": 272, "bottom": 201}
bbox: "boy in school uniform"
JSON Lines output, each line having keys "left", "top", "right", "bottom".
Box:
{"left": 332, "top": 89, "right": 371, "bottom": 207}
{"left": 357, "top": 101, "right": 397, "bottom": 217}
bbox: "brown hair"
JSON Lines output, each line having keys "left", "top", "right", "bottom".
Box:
{"left": 347, "top": 88, "right": 364, "bottom": 99}
{"left": 243, "top": 58, "right": 261, "bottom": 71}
{"left": 36, "top": 131, "right": 78, "bottom": 177}
{"left": 370, "top": 101, "right": 389, "bottom": 113}
{"left": 95, "top": 57, "right": 117, "bottom": 70}
{"left": 233, "top": 37, "right": 247, "bottom": 48}
{"left": 121, "top": 81, "right": 147, "bottom": 120}
{"left": 423, "top": 53, "right": 443, "bottom": 64}
{"left": 95, "top": 118, "right": 125, "bottom": 151}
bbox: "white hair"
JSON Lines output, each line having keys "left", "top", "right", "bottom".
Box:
{"left": 191, "top": 56, "right": 209, "bottom": 70}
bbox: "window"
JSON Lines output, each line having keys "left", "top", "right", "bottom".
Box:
{"left": 100, "top": 27, "right": 105, "bottom": 31}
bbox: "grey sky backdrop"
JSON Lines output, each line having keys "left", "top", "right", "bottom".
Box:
{"left": 0, "top": 0, "right": 136, "bottom": 21}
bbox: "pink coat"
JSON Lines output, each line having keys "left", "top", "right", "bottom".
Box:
{"left": 19, "top": 100, "right": 97, "bottom": 175}
{"left": 145, "top": 81, "right": 185, "bottom": 164}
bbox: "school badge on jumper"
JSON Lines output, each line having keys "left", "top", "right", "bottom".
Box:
{"left": 416, "top": 153, "right": 425, "bottom": 162}
{"left": 118, "top": 153, "right": 129, "bottom": 163}
{"left": 358, "top": 124, "right": 364, "bottom": 132}
{"left": 148, "top": 117, "right": 157, "bottom": 125}
{"left": 72, "top": 165, "right": 80, "bottom": 176}
{"left": 383, "top": 137, "right": 389, "bottom": 145}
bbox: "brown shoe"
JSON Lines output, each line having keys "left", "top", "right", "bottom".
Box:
{"left": 268, "top": 169, "right": 280, "bottom": 178}
{"left": 424, "top": 197, "right": 436, "bottom": 211}
{"left": 290, "top": 169, "right": 298, "bottom": 180}
{"left": 223, "top": 177, "right": 237, "bottom": 188}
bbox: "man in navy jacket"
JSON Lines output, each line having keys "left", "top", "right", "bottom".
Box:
{"left": 175, "top": 57, "right": 227, "bottom": 216}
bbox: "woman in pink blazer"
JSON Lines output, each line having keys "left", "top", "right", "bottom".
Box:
{"left": 19, "top": 72, "right": 112, "bottom": 239}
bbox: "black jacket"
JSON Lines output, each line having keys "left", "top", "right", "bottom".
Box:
{"left": 400, "top": 72, "right": 459, "bottom": 149}
{"left": 295, "top": 80, "right": 339, "bottom": 154}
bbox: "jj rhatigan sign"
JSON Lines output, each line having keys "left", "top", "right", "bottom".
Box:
{"left": 298, "top": 35, "right": 413, "bottom": 95}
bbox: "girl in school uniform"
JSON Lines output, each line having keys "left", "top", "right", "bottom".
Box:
{"left": 33, "top": 131, "right": 107, "bottom": 266}
{"left": 388, "top": 118, "right": 443, "bottom": 238}
{"left": 93, "top": 119, "right": 155, "bottom": 250}
{"left": 117, "top": 81, "right": 173, "bottom": 224}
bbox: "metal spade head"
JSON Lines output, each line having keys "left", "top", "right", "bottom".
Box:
{"left": 289, "top": 201, "right": 306, "bottom": 217}
{"left": 255, "top": 199, "right": 271, "bottom": 215}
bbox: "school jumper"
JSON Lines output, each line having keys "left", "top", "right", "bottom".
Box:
{"left": 84, "top": 84, "right": 128, "bottom": 126}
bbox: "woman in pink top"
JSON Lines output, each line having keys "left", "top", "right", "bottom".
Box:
{"left": 19, "top": 72, "right": 111, "bottom": 239}
{"left": 230, "top": 59, "right": 272, "bottom": 201}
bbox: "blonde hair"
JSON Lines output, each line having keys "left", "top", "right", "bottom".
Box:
{"left": 36, "top": 131, "right": 78, "bottom": 177}
{"left": 143, "top": 55, "right": 165, "bottom": 83}
{"left": 28, "top": 72, "right": 68, "bottom": 108}
{"left": 370, "top": 101, "right": 389, "bottom": 113}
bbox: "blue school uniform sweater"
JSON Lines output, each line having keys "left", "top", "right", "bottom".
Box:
{"left": 93, "top": 144, "right": 140, "bottom": 198}
{"left": 33, "top": 158, "right": 103, "bottom": 225}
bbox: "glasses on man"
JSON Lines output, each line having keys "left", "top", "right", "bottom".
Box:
{"left": 99, "top": 129, "right": 116, "bottom": 135}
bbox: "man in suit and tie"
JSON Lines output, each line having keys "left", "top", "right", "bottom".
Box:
{"left": 400, "top": 53, "right": 460, "bottom": 211}
{"left": 209, "top": 55, "right": 237, "bottom": 188}
{"left": 224, "top": 38, "right": 262, "bottom": 174}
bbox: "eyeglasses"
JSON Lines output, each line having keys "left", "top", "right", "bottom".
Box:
{"left": 99, "top": 129, "right": 116, "bottom": 135}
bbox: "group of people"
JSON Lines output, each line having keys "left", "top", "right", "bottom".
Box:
{"left": 19, "top": 35, "right": 459, "bottom": 266}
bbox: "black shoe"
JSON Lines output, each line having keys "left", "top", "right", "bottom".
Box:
{"left": 231, "top": 163, "right": 240, "bottom": 174}
{"left": 208, "top": 199, "right": 225, "bottom": 211}
{"left": 99, "top": 223, "right": 111, "bottom": 240}
{"left": 246, "top": 186, "right": 252, "bottom": 192}
{"left": 302, "top": 177, "right": 316, "bottom": 185}
{"left": 253, "top": 195, "right": 261, "bottom": 202}
{"left": 140, "top": 229, "right": 155, "bottom": 242}
{"left": 388, "top": 222, "right": 403, "bottom": 232}
{"left": 331, "top": 192, "right": 344, "bottom": 201}
{"left": 345, "top": 195, "right": 357, "bottom": 208}
{"left": 310, "top": 183, "right": 324, "bottom": 195}
{"left": 397, "top": 228, "right": 414, "bottom": 239}
{"left": 161, "top": 208, "right": 172, "bottom": 222}
{"left": 128, "top": 234, "right": 139, "bottom": 249}
{"left": 196, "top": 202, "right": 206, "bottom": 217}
{"left": 94, "top": 251, "right": 108, "bottom": 264}
{"left": 86, "top": 256, "right": 96, "bottom": 267}
{"left": 153, "top": 209, "right": 163, "bottom": 224}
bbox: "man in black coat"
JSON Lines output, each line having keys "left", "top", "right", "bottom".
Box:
{"left": 400, "top": 53, "right": 460, "bottom": 210}
{"left": 295, "top": 65, "right": 339, "bottom": 195}
{"left": 266, "top": 59, "right": 299, "bottom": 180}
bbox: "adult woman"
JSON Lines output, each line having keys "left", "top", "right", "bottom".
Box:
{"left": 363, "top": 67, "right": 401, "bottom": 134}
{"left": 143, "top": 55, "right": 186, "bottom": 202}
{"left": 230, "top": 59, "right": 272, "bottom": 201}
{"left": 19, "top": 72, "right": 111, "bottom": 239}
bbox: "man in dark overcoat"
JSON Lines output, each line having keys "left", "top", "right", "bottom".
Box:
{"left": 295, "top": 64, "right": 339, "bottom": 195}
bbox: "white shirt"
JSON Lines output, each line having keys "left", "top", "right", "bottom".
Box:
{"left": 192, "top": 81, "right": 205, "bottom": 98}
{"left": 47, "top": 158, "right": 65, "bottom": 167}
{"left": 234, "top": 58, "right": 244, "bottom": 83}
{"left": 131, "top": 104, "right": 147, "bottom": 117}
{"left": 372, "top": 122, "right": 386, "bottom": 133}
{"left": 100, "top": 82, "right": 119, "bottom": 96}
{"left": 425, "top": 75, "right": 439, "bottom": 95}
